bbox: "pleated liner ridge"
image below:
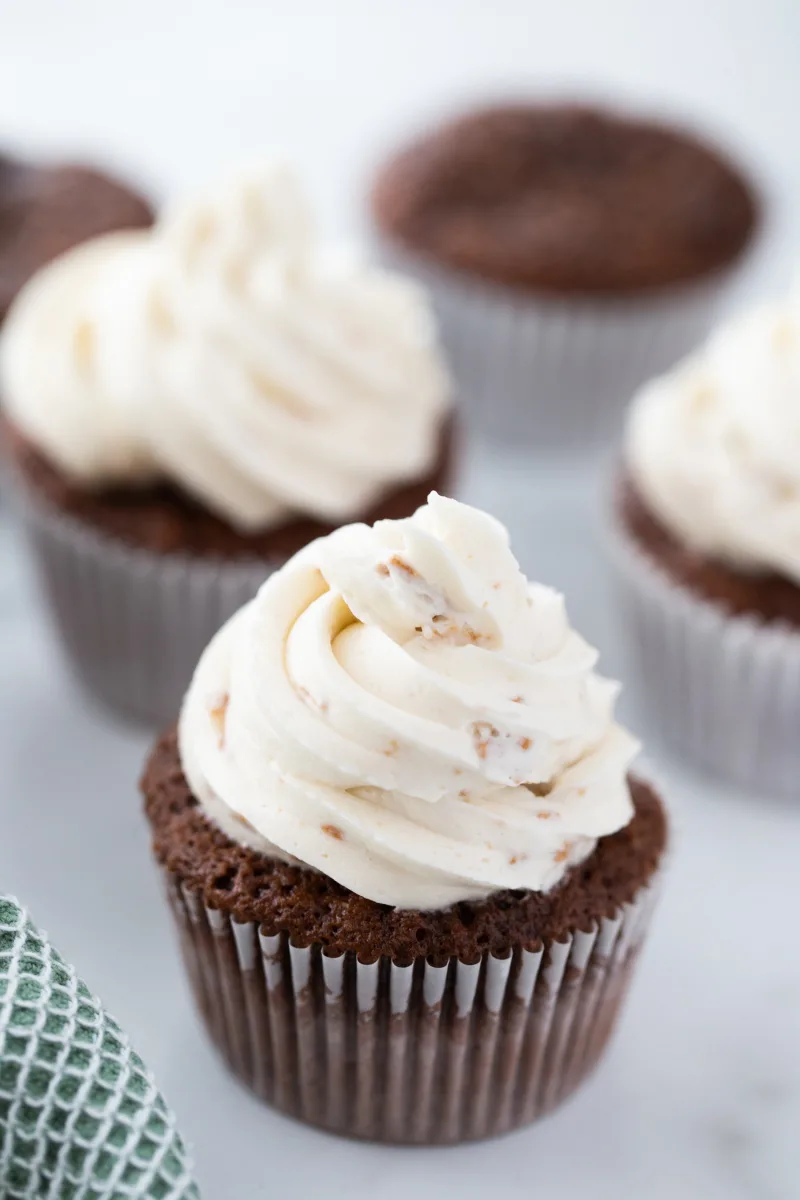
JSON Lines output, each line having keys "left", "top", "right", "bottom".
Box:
{"left": 374, "top": 237, "right": 734, "bottom": 452}
{"left": 608, "top": 514, "right": 800, "bottom": 798}
{"left": 10, "top": 483, "right": 272, "bottom": 727}
{"left": 164, "top": 870, "right": 661, "bottom": 1144}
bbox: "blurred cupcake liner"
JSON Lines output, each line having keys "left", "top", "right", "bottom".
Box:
{"left": 9, "top": 480, "right": 272, "bottom": 726}
{"left": 376, "top": 238, "right": 738, "bottom": 452}
{"left": 162, "top": 868, "right": 661, "bottom": 1145}
{"left": 608, "top": 518, "right": 800, "bottom": 797}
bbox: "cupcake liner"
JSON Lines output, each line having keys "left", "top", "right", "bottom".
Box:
{"left": 376, "top": 237, "right": 737, "bottom": 451}
{"left": 8, "top": 479, "right": 273, "bottom": 727}
{"left": 162, "top": 869, "right": 662, "bottom": 1145}
{"left": 608, "top": 516, "right": 800, "bottom": 797}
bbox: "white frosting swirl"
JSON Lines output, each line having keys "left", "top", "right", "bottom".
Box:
{"left": 179, "top": 493, "right": 638, "bottom": 910}
{"left": 627, "top": 289, "right": 800, "bottom": 583}
{"left": 1, "top": 165, "right": 450, "bottom": 530}
{"left": 0, "top": 234, "right": 155, "bottom": 484}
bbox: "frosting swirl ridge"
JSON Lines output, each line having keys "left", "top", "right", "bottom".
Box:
{"left": 180, "top": 493, "right": 637, "bottom": 909}
{"left": 626, "top": 288, "right": 800, "bottom": 583}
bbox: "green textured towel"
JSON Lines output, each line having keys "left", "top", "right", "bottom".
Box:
{"left": 0, "top": 897, "right": 199, "bottom": 1199}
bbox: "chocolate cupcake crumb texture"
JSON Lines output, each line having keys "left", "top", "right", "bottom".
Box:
{"left": 372, "top": 104, "right": 759, "bottom": 294}
{"left": 619, "top": 473, "right": 800, "bottom": 628}
{"left": 2, "top": 414, "right": 455, "bottom": 560}
{"left": 143, "top": 728, "right": 667, "bottom": 965}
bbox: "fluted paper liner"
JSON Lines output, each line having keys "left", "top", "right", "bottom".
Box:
{"left": 376, "top": 237, "right": 737, "bottom": 451}
{"left": 608, "top": 516, "right": 800, "bottom": 797}
{"left": 8, "top": 478, "right": 274, "bottom": 726}
{"left": 164, "top": 871, "right": 661, "bottom": 1144}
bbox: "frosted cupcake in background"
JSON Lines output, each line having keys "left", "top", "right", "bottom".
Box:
{"left": 143, "top": 492, "right": 668, "bottom": 1144}
{"left": 0, "top": 164, "right": 453, "bottom": 725}
{"left": 0, "top": 150, "right": 153, "bottom": 327}
{"left": 370, "top": 102, "right": 761, "bottom": 450}
{"left": 610, "top": 283, "right": 800, "bottom": 796}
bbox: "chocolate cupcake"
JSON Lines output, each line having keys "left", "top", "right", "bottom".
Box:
{"left": 609, "top": 285, "right": 800, "bottom": 796}
{"left": 371, "top": 102, "right": 761, "bottom": 449}
{"left": 142, "top": 492, "right": 668, "bottom": 1144}
{"left": 0, "top": 152, "right": 152, "bottom": 326}
{"left": 1, "top": 164, "right": 453, "bottom": 725}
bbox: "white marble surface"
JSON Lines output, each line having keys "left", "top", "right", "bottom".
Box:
{"left": 1, "top": 448, "right": 799, "bottom": 1200}
{"left": 2, "top": 1, "right": 800, "bottom": 1195}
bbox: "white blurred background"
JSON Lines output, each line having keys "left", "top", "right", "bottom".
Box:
{"left": 1, "top": 0, "right": 799, "bottom": 293}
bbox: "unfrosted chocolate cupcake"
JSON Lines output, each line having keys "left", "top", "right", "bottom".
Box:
{"left": 142, "top": 492, "right": 667, "bottom": 1144}
{"left": 371, "top": 102, "right": 761, "bottom": 448}
{"left": 1, "top": 164, "right": 453, "bottom": 725}
{"left": 0, "top": 152, "right": 152, "bottom": 325}
{"left": 610, "top": 285, "right": 800, "bottom": 796}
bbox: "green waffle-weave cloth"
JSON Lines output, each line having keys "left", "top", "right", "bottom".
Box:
{"left": 0, "top": 896, "right": 199, "bottom": 1199}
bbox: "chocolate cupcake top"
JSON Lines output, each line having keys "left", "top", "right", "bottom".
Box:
{"left": 371, "top": 103, "right": 760, "bottom": 294}
{"left": 1, "top": 165, "right": 450, "bottom": 531}
{"left": 626, "top": 285, "right": 800, "bottom": 584}
{"left": 0, "top": 155, "right": 152, "bottom": 322}
{"left": 179, "top": 492, "right": 638, "bottom": 910}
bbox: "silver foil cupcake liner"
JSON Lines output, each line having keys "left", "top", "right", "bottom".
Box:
{"left": 10, "top": 483, "right": 273, "bottom": 726}
{"left": 164, "top": 871, "right": 661, "bottom": 1144}
{"left": 608, "top": 517, "right": 800, "bottom": 797}
{"left": 376, "top": 237, "right": 737, "bottom": 452}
